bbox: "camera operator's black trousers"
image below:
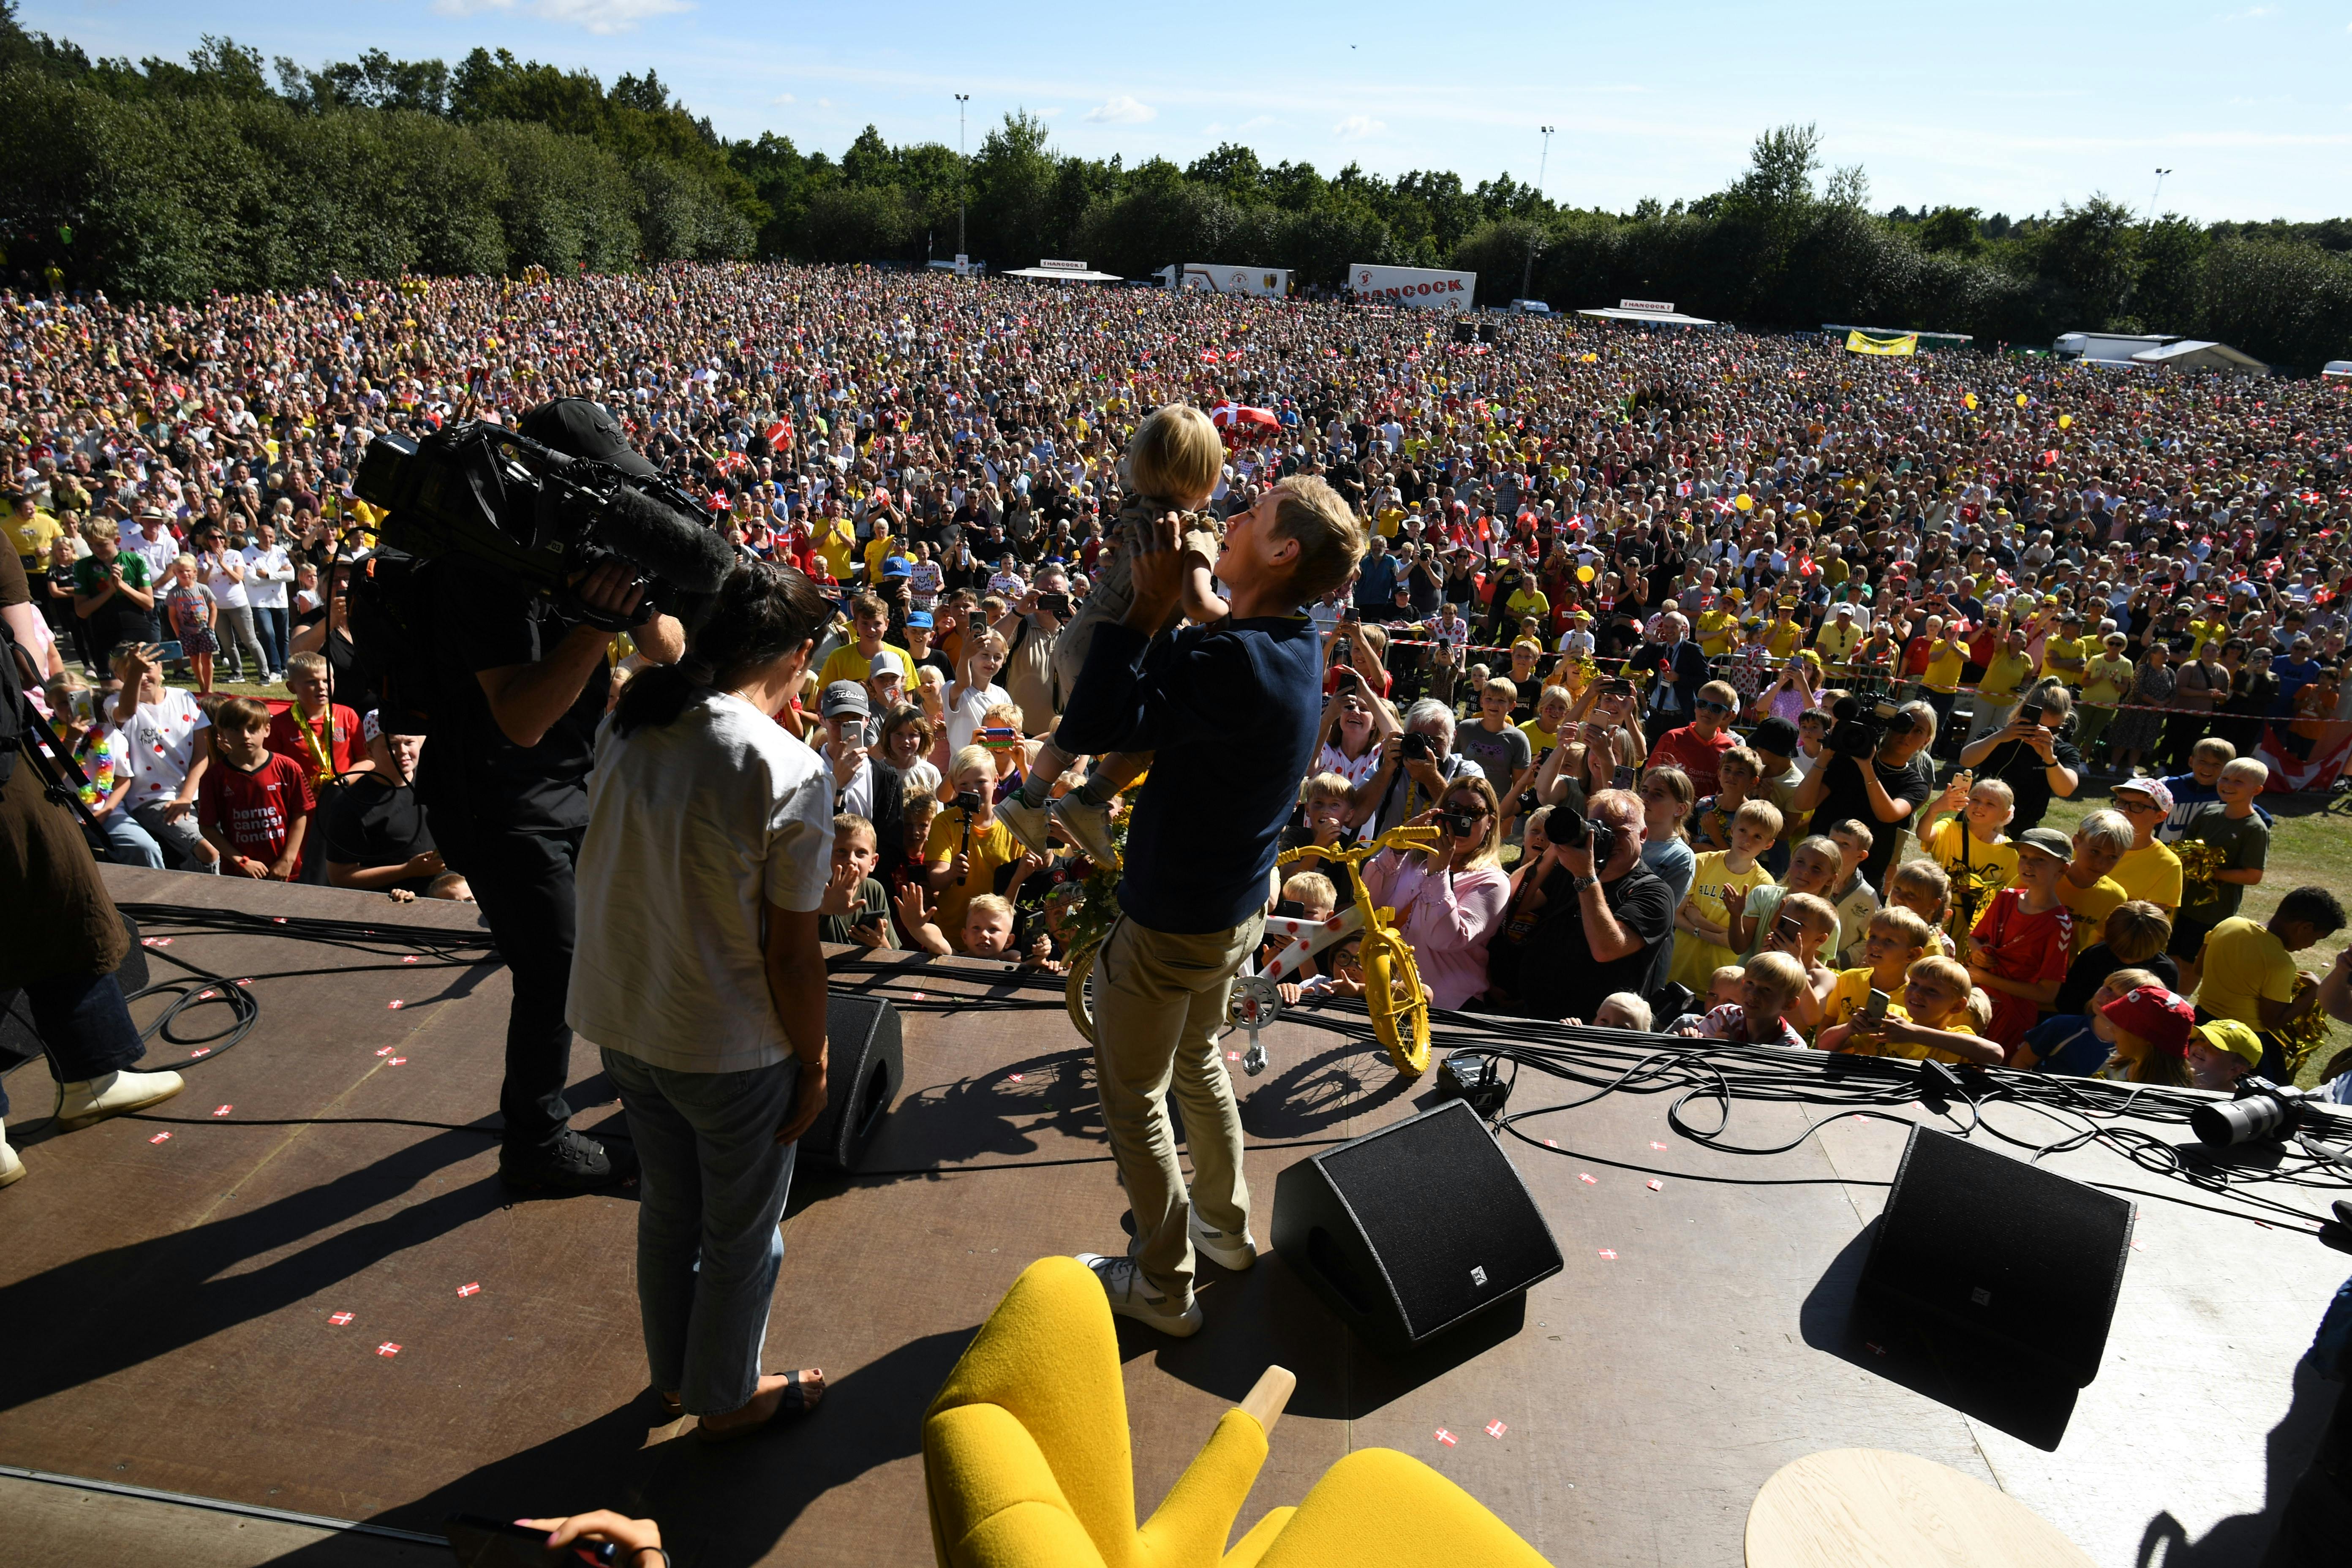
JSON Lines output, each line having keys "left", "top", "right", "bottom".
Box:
{"left": 428, "top": 813, "right": 583, "bottom": 1159}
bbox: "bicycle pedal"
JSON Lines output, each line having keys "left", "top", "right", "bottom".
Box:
{"left": 1243, "top": 1041, "right": 1269, "bottom": 1077}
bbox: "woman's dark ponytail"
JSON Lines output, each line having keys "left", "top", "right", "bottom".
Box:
{"left": 613, "top": 560, "right": 830, "bottom": 736}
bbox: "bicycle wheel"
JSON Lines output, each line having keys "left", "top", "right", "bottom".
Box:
{"left": 1360, "top": 928, "right": 1432, "bottom": 1078}
{"left": 1065, "top": 940, "right": 1099, "bottom": 1043}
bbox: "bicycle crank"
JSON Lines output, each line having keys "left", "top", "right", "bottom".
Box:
{"left": 1228, "top": 975, "right": 1283, "bottom": 1077}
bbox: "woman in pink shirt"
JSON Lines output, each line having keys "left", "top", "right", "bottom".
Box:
{"left": 1358, "top": 774, "right": 1512, "bottom": 1012}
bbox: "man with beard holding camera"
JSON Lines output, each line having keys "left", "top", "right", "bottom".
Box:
{"left": 1509, "top": 789, "right": 1674, "bottom": 1024}
{"left": 414, "top": 401, "right": 686, "bottom": 1193}
{"left": 1791, "top": 697, "right": 1938, "bottom": 891}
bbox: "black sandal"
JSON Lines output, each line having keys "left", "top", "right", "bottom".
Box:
{"left": 694, "top": 1369, "right": 824, "bottom": 1443}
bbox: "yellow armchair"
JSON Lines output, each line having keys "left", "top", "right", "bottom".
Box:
{"left": 923, "top": 1258, "right": 1555, "bottom": 1568}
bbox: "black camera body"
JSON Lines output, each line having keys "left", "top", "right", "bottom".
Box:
{"left": 1037, "top": 591, "right": 1074, "bottom": 620}
{"left": 2191, "top": 1076, "right": 2305, "bottom": 1148}
{"left": 1826, "top": 694, "right": 1905, "bottom": 758}
{"left": 1551, "top": 811, "right": 1619, "bottom": 863}
{"left": 950, "top": 790, "right": 985, "bottom": 814}
{"left": 1399, "top": 731, "right": 1437, "bottom": 762}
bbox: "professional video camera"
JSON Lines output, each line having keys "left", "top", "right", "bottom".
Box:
{"left": 347, "top": 402, "right": 736, "bottom": 732}
{"left": 1825, "top": 693, "right": 1911, "bottom": 758}
{"left": 352, "top": 413, "right": 735, "bottom": 632}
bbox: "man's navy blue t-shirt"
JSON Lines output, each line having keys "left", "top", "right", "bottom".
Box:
{"left": 1057, "top": 615, "right": 1323, "bottom": 934}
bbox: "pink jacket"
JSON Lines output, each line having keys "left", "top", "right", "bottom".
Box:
{"left": 1360, "top": 852, "right": 1511, "bottom": 1011}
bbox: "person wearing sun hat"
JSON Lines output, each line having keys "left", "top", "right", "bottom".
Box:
{"left": 2107, "top": 776, "right": 2185, "bottom": 915}
{"left": 2092, "top": 983, "right": 2197, "bottom": 1085}
{"left": 2184, "top": 1017, "right": 2262, "bottom": 1092}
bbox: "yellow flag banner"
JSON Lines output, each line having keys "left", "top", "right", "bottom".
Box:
{"left": 1845, "top": 329, "right": 1919, "bottom": 356}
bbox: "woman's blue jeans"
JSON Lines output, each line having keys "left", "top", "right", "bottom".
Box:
{"left": 600, "top": 1048, "right": 804, "bottom": 1415}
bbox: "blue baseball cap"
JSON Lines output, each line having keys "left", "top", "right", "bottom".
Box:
{"left": 905, "top": 610, "right": 934, "bottom": 629}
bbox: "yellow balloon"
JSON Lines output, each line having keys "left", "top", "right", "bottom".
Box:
{"left": 1576, "top": 565, "right": 1595, "bottom": 583}
{"left": 1735, "top": 493, "right": 1754, "bottom": 512}
{"left": 2058, "top": 414, "right": 2072, "bottom": 429}
{"left": 1964, "top": 393, "right": 1978, "bottom": 410}
{"left": 2016, "top": 393, "right": 2028, "bottom": 407}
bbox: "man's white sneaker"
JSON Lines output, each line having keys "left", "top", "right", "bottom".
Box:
{"left": 55, "top": 1068, "right": 185, "bottom": 1132}
{"left": 0, "top": 1117, "right": 22, "bottom": 1188}
{"left": 1190, "top": 1214, "right": 1258, "bottom": 1272}
{"left": 997, "top": 795, "right": 1056, "bottom": 859}
{"left": 1051, "top": 795, "right": 1121, "bottom": 870}
{"left": 1076, "top": 1252, "right": 1202, "bottom": 1337}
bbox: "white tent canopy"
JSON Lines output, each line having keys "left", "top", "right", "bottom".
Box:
{"left": 1003, "top": 259, "right": 1122, "bottom": 282}
{"left": 2130, "top": 339, "right": 2268, "bottom": 374}
{"left": 1577, "top": 299, "right": 1716, "bottom": 327}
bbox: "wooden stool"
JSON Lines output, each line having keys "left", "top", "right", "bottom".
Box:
{"left": 1746, "top": 1448, "right": 2095, "bottom": 1568}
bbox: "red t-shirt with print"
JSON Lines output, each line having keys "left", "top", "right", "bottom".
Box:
{"left": 199, "top": 751, "right": 317, "bottom": 874}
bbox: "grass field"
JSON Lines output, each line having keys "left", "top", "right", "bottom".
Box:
{"left": 2039, "top": 781, "right": 2352, "bottom": 1089}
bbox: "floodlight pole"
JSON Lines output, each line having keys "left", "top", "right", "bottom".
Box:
{"left": 1520, "top": 125, "right": 1554, "bottom": 303}
{"left": 956, "top": 95, "right": 971, "bottom": 263}
{"left": 2146, "top": 167, "right": 2172, "bottom": 226}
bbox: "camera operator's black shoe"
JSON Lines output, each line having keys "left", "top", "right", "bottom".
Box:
{"left": 499, "top": 1129, "right": 638, "bottom": 1193}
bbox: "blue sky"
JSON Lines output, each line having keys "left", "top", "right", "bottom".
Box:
{"left": 21, "top": 0, "right": 2352, "bottom": 220}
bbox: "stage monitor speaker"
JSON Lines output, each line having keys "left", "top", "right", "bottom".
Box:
{"left": 1450, "top": 321, "right": 1477, "bottom": 345}
{"left": 1859, "top": 1126, "right": 2134, "bottom": 1388}
{"left": 800, "top": 993, "right": 904, "bottom": 1173}
{"left": 1273, "top": 1098, "right": 1562, "bottom": 1356}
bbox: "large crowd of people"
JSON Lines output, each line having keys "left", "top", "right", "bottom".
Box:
{"left": 9, "top": 260, "right": 2352, "bottom": 1098}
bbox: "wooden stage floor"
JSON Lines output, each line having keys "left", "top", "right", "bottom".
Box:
{"left": 1, "top": 867, "right": 2346, "bottom": 1567}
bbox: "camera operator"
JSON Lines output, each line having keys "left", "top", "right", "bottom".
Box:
{"left": 1508, "top": 789, "right": 1675, "bottom": 1024}
{"left": 1954, "top": 678, "right": 2081, "bottom": 836}
{"left": 993, "top": 570, "right": 1067, "bottom": 738}
{"left": 2, "top": 552, "right": 185, "bottom": 1189}
{"left": 413, "top": 401, "right": 686, "bottom": 1194}
{"left": 1349, "top": 694, "right": 1481, "bottom": 837}
{"left": 1791, "top": 697, "right": 1938, "bottom": 892}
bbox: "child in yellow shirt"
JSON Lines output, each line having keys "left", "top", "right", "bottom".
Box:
{"left": 1919, "top": 772, "right": 2019, "bottom": 939}
{"left": 1817, "top": 954, "right": 2002, "bottom": 1066}
{"left": 1670, "top": 799, "right": 1782, "bottom": 993}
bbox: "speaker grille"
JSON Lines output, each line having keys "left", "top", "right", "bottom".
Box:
{"left": 1864, "top": 1127, "right": 2134, "bottom": 1385}
{"left": 1315, "top": 1101, "right": 1561, "bottom": 1338}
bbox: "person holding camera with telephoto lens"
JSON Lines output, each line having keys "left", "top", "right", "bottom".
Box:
{"left": 566, "top": 560, "right": 833, "bottom": 1439}
{"left": 1790, "top": 696, "right": 1940, "bottom": 893}
{"left": 412, "top": 401, "right": 687, "bottom": 1193}
{"left": 1504, "top": 789, "right": 1675, "bottom": 1024}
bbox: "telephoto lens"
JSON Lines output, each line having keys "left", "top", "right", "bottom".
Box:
{"left": 2190, "top": 1077, "right": 2303, "bottom": 1148}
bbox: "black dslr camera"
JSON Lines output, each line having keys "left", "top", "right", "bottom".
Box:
{"left": 1551, "top": 810, "right": 1618, "bottom": 862}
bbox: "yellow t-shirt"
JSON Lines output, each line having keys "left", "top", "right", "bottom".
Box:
{"left": 8, "top": 507, "right": 61, "bottom": 563}
{"left": 1843, "top": 1009, "right": 1979, "bottom": 1065}
{"left": 2081, "top": 654, "right": 2134, "bottom": 706}
{"left": 2039, "top": 635, "right": 2092, "bottom": 687}
{"left": 1517, "top": 718, "right": 1560, "bottom": 758}
{"left": 2056, "top": 871, "right": 2129, "bottom": 956}
{"left": 1766, "top": 619, "right": 1805, "bottom": 659}
{"left": 2112, "top": 841, "right": 2184, "bottom": 912}
{"left": 1670, "top": 851, "right": 1775, "bottom": 994}
{"left": 2194, "top": 916, "right": 2296, "bottom": 1031}
{"left": 818, "top": 641, "right": 915, "bottom": 689}
{"left": 1376, "top": 505, "right": 1407, "bottom": 539}
{"left": 1925, "top": 819, "right": 2017, "bottom": 936}
{"left": 1976, "top": 651, "right": 2034, "bottom": 703}
{"left": 863, "top": 534, "right": 899, "bottom": 582}
{"left": 1694, "top": 608, "right": 1738, "bottom": 657}
{"left": 923, "top": 809, "right": 1019, "bottom": 949}
{"left": 1815, "top": 620, "right": 1863, "bottom": 668}
{"left": 1505, "top": 588, "right": 1550, "bottom": 627}
{"left": 1818, "top": 965, "right": 1904, "bottom": 1042}
{"left": 1924, "top": 640, "right": 1966, "bottom": 693}
{"left": 810, "top": 519, "right": 855, "bottom": 580}
{"left": 2188, "top": 618, "right": 2229, "bottom": 661}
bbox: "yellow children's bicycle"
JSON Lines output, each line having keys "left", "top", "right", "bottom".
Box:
{"left": 1063, "top": 824, "right": 1442, "bottom": 1079}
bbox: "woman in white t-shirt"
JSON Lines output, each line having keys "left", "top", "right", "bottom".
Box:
{"left": 945, "top": 629, "right": 1013, "bottom": 756}
{"left": 241, "top": 520, "right": 295, "bottom": 681}
{"left": 194, "top": 527, "right": 270, "bottom": 684}
{"left": 109, "top": 642, "right": 219, "bottom": 871}
{"left": 567, "top": 560, "right": 835, "bottom": 1438}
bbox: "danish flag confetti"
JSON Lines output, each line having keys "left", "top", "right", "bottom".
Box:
{"left": 1650, "top": 1141, "right": 1669, "bottom": 1151}
{"left": 388, "top": 1057, "right": 407, "bottom": 1067}
{"left": 377, "top": 1342, "right": 401, "bottom": 1358}
{"left": 328, "top": 1312, "right": 353, "bottom": 1326}
{"left": 1485, "top": 1421, "right": 1508, "bottom": 1439}
{"left": 1596, "top": 1249, "right": 1618, "bottom": 1260}
{"left": 212, "top": 1105, "right": 232, "bottom": 1117}
{"left": 1434, "top": 1428, "right": 1458, "bottom": 1446}
{"left": 376, "top": 1046, "right": 396, "bottom": 1056}
{"left": 1578, "top": 1173, "right": 1597, "bottom": 1185}
{"left": 402, "top": 956, "right": 419, "bottom": 964}
{"left": 148, "top": 1132, "right": 171, "bottom": 1144}
{"left": 457, "top": 1282, "right": 481, "bottom": 1298}
{"left": 387, "top": 1000, "right": 405, "bottom": 1010}
{"left": 1647, "top": 1180, "right": 1663, "bottom": 1191}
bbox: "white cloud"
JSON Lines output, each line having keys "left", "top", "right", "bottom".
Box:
{"left": 1083, "top": 95, "right": 1156, "bottom": 125}
{"left": 1333, "top": 114, "right": 1386, "bottom": 141}
{"left": 770, "top": 92, "right": 795, "bottom": 105}
{"left": 440, "top": 0, "right": 694, "bottom": 33}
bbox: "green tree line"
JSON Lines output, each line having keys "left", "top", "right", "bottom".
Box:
{"left": 3, "top": 11, "right": 2348, "bottom": 369}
